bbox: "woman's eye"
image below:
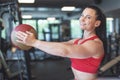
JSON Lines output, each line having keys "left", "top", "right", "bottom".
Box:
{"left": 86, "top": 16, "right": 91, "bottom": 19}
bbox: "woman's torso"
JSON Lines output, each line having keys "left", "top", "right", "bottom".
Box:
{"left": 70, "top": 36, "right": 104, "bottom": 80}
{"left": 72, "top": 67, "right": 97, "bottom": 80}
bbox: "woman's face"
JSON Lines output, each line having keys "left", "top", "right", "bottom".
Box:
{"left": 79, "top": 8, "right": 99, "bottom": 31}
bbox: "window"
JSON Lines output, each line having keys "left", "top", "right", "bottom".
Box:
{"left": 106, "top": 18, "right": 114, "bottom": 36}
{"left": 70, "top": 19, "right": 82, "bottom": 38}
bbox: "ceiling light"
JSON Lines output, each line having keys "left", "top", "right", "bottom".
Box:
{"left": 22, "top": 15, "right": 32, "bottom": 19}
{"left": 18, "top": 0, "right": 35, "bottom": 3}
{"left": 20, "top": 7, "right": 36, "bottom": 11}
{"left": 107, "top": 18, "right": 113, "bottom": 20}
{"left": 47, "top": 17, "right": 56, "bottom": 21}
{"left": 61, "top": 6, "right": 75, "bottom": 11}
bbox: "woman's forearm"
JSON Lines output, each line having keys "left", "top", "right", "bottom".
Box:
{"left": 32, "top": 40, "right": 70, "bottom": 57}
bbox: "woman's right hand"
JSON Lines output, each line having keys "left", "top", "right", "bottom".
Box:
{"left": 16, "top": 31, "right": 37, "bottom": 46}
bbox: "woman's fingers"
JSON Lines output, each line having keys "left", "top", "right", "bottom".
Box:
{"left": 16, "top": 31, "right": 28, "bottom": 42}
{"left": 26, "top": 31, "right": 33, "bottom": 35}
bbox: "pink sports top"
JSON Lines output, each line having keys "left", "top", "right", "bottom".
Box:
{"left": 70, "top": 36, "right": 104, "bottom": 74}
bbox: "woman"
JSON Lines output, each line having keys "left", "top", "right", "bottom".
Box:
{"left": 16, "top": 5, "right": 106, "bottom": 80}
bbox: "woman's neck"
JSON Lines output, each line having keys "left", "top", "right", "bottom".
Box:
{"left": 83, "top": 30, "right": 96, "bottom": 39}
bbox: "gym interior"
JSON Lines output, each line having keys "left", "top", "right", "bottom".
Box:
{"left": 0, "top": 0, "right": 120, "bottom": 80}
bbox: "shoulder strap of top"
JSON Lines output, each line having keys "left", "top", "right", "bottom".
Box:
{"left": 80, "top": 36, "right": 98, "bottom": 44}
{"left": 74, "top": 38, "right": 81, "bottom": 44}
{"left": 73, "top": 36, "right": 98, "bottom": 45}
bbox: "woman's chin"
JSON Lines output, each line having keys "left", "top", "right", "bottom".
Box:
{"left": 80, "top": 27, "right": 85, "bottom": 30}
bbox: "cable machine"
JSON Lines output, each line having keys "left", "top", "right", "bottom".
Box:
{"left": 0, "top": 1, "right": 32, "bottom": 80}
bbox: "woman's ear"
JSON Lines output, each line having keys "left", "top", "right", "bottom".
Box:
{"left": 95, "top": 20, "right": 101, "bottom": 27}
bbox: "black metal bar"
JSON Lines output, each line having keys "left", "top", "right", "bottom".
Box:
{"left": 23, "top": 50, "right": 32, "bottom": 80}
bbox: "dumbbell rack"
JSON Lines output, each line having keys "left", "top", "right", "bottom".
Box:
{"left": 99, "top": 33, "right": 120, "bottom": 77}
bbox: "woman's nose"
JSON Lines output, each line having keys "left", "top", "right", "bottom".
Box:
{"left": 80, "top": 17, "right": 85, "bottom": 22}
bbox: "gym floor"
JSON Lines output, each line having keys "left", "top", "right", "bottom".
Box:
{"left": 31, "top": 58, "right": 73, "bottom": 80}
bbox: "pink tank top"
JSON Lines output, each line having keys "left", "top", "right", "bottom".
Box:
{"left": 70, "top": 36, "right": 104, "bottom": 74}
